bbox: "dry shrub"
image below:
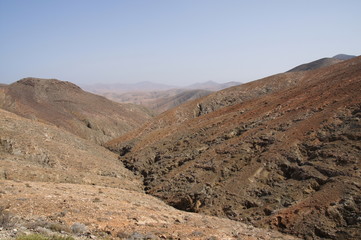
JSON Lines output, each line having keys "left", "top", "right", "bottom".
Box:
{"left": 0, "top": 205, "right": 13, "bottom": 228}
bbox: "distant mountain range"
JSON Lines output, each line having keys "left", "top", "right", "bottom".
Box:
{"left": 83, "top": 80, "right": 242, "bottom": 114}
{"left": 82, "top": 81, "right": 177, "bottom": 93}
{"left": 82, "top": 80, "right": 241, "bottom": 93}
{"left": 82, "top": 54, "right": 357, "bottom": 114}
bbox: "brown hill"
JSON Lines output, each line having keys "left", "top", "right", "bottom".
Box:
{"left": 106, "top": 57, "right": 361, "bottom": 239}
{"left": 0, "top": 78, "right": 153, "bottom": 144}
{"left": 0, "top": 108, "right": 296, "bottom": 239}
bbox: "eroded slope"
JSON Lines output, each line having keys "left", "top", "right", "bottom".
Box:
{"left": 106, "top": 57, "right": 361, "bottom": 239}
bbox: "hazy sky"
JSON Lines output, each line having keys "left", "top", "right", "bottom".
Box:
{"left": 1, "top": 0, "right": 360, "bottom": 86}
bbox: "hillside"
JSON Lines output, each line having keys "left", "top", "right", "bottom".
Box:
{"left": 0, "top": 108, "right": 142, "bottom": 191}
{"left": 0, "top": 108, "right": 297, "bottom": 239}
{"left": 106, "top": 57, "right": 361, "bottom": 239}
{"left": 0, "top": 78, "right": 153, "bottom": 144}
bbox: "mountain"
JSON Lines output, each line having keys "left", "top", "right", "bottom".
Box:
{"left": 287, "top": 54, "right": 357, "bottom": 72}
{"left": 0, "top": 108, "right": 297, "bottom": 239}
{"left": 0, "top": 78, "right": 153, "bottom": 144}
{"left": 84, "top": 80, "right": 241, "bottom": 94}
{"left": 106, "top": 56, "right": 361, "bottom": 239}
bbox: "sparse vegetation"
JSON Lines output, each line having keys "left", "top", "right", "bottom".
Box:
{"left": 48, "top": 222, "right": 71, "bottom": 233}
{"left": 70, "top": 222, "right": 87, "bottom": 234}
{"left": 0, "top": 205, "right": 13, "bottom": 228}
{"left": 16, "top": 234, "right": 75, "bottom": 240}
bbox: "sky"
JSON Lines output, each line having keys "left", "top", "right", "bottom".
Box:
{"left": 0, "top": 0, "right": 360, "bottom": 86}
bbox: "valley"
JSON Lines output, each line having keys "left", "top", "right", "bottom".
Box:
{"left": 0, "top": 55, "right": 360, "bottom": 240}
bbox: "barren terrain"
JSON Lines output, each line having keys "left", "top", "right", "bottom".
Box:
{"left": 0, "top": 108, "right": 296, "bottom": 239}
{"left": 106, "top": 57, "right": 361, "bottom": 239}
{"left": 0, "top": 56, "right": 359, "bottom": 240}
{"left": 0, "top": 180, "right": 297, "bottom": 240}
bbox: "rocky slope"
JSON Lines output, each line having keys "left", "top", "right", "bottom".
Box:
{"left": 0, "top": 108, "right": 296, "bottom": 239}
{"left": 105, "top": 71, "right": 306, "bottom": 151}
{"left": 0, "top": 180, "right": 298, "bottom": 240}
{"left": 0, "top": 78, "right": 153, "bottom": 144}
{"left": 106, "top": 57, "right": 361, "bottom": 239}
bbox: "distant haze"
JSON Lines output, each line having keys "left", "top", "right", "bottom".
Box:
{"left": 0, "top": 0, "right": 360, "bottom": 86}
